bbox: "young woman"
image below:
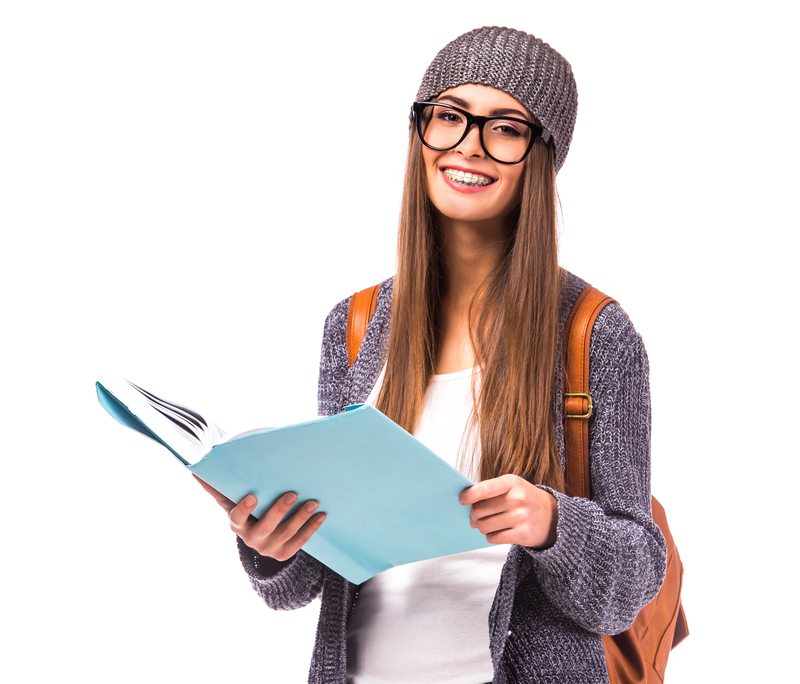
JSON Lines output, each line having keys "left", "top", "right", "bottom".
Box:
{"left": 198, "top": 26, "right": 667, "bottom": 684}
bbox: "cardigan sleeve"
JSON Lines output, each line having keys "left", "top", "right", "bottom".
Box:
{"left": 525, "top": 303, "right": 667, "bottom": 635}
{"left": 318, "top": 296, "right": 351, "bottom": 416}
{"left": 237, "top": 541, "right": 327, "bottom": 610}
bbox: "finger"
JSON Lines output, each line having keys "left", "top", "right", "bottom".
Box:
{"left": 459, "top": 475, "right": 515, "bottom": 506}
{"left": 193, "top": 474, "right": 236, "bottom": 512}
{"left": 277, "top": 511, "right": 327, "bottom": 558}
{"left": 228, "top": 493, "right": 264, "bottom": 530}
{"left": 246, "top": 491, "right": 300, "bottom": 535}
{"left": 469, "top": 495, "right": 509, "bottom": 527}
{"left": 474, "top": 510, "right": 519, "bottom": 536}
{"left": 484, "top": 527, "right": 518, "bottom": 545}
{"left": 267, "top": 499, "right": 322, "bottom": 544}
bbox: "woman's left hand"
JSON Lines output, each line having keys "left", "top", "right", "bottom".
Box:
{"left": 459, "top": 474, "right": 559, "bottom": 549}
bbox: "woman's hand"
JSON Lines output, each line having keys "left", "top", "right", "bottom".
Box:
{"left": 194, "top": 475, "right": 326, "bottom": 561}
{"left": 459, "top": 474, "right": 558, "bottom": 549}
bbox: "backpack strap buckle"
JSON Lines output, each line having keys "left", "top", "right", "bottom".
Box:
{"left": 564, "top": 392, "right": 593, "bottom": 419}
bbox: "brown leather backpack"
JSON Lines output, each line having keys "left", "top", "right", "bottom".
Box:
{"left": 346, "top": 283, "right": 688, "bottom": 683}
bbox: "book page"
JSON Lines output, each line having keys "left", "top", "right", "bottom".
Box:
{"left": 98, "top": 377, "right": 224, "bottom": 465}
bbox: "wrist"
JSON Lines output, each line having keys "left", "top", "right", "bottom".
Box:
{"left": 543, "top": 491, "right": 559, "bottom": 548}
{"left": 530, "top": 490, "right": 559, "bottom": 550}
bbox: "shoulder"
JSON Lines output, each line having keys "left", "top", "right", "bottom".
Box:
{"left": 560, "top": 270, "right": 649, "bottom": 396}
{"left": 322, "top": 277, "right": 394, "bottom": 337}
{"left": 318, "top": 277, "right": 394, "bottom": 414}
{"left": 593, "top": 302, "right": 646, "bottom": 364}
{"left": 560, "top": 269, "right": 645, "bottom": 359}
{"left": 321, "top": 296, "right": 350, "bottom": 345}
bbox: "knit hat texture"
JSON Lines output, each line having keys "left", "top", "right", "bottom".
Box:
{"left": 416, "top": 26, "right": 578, "bottom": 173}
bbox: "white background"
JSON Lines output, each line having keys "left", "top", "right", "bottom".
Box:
{"left": 1, "top": 1, "right": 796, "bottom": 682}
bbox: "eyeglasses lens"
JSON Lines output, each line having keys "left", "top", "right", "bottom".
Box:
{"left": 421, "top": 104, "right": 532, "bottom": 164}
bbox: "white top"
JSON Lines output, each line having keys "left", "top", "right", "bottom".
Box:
{"left": 346, "top": 366, "right": 511, "bottom": 684}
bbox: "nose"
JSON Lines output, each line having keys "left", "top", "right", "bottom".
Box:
{"left": 455, "top": 123, "right": 484, "bottom": 157}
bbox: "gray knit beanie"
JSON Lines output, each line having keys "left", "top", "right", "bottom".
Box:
{"left": 416, "top": 26, "right": 578, "bottom": 173}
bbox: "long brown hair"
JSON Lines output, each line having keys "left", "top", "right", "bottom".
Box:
{"left": 375, "top": 131, "right": 564, "bottom": 492}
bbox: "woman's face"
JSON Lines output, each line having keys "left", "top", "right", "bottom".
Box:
{"left": 422, "top": 84, "right": 529, "bottom": 227}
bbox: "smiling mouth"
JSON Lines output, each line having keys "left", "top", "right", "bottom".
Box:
{"left": 442, "top": 168, "right": 495, "bottom": 187}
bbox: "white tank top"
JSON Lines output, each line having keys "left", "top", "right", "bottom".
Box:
{"left": 346, "top": 366, "right": 511, "bottom": 683}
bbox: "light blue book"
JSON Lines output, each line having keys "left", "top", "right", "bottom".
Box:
{"left": 96, "top": 378, "right": 490, "bottom": 584}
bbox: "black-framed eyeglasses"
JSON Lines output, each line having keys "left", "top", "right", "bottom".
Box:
{"left": 412, "top": 101, "right": 552, "bottom": 165}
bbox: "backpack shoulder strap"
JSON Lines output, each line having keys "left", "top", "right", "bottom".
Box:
{"left": 346, "top": 284, "right": 381, "bottom": 367}
{"left": 562, "top": 286, "right": 617, "bottom": 499}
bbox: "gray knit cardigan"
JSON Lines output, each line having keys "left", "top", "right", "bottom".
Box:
{"left": 237, "top": 271, "right": 667, "bottom": 683}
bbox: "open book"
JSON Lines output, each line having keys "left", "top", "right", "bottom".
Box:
{"left": 96, "top": 378, "right": 491, "bottom": 583}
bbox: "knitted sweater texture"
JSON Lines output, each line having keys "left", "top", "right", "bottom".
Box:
{"left": 237, "top": 271, "right": 667, "bottom": 683}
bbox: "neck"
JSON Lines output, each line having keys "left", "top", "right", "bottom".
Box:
{"left": 433, "top": 213, "right": 509, "bottom": 374}
{"left": 438, "top": 214, "right": 508, "bottom": 307}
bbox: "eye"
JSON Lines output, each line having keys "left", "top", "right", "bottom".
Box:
{"left": 434, "top": 108, "right": 466, "bottom": 126}
{"left": 491, "top": 120, "right": 529, "bottom": 139}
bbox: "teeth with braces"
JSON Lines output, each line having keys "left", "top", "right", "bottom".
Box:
{"left": 443, "top": 169, "right": 494, "bottom": 187}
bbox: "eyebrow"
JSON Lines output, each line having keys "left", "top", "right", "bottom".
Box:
{"left": 436, "top": 95, "right": 530, "bottom": 121}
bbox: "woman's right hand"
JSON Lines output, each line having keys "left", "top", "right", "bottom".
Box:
{"left": 193, "top": 475, "right": 326, "bottom": 561}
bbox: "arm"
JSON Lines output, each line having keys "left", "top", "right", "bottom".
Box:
{"left": 318, "top": 296, "right": 350, "bottom": 416}
{"left": 527, "top": 303, "right": 667, "bottom": 634}
{"left": 236, "top": 542, "right": 327, "bottom": 611}
{"left": 462, "top": 304, "right": 667, "bottom": 635}
{"left": 237, "top": 543, "right": 327, "bottom": 612}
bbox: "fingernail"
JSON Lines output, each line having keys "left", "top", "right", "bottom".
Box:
{"left": 306, "top": 501, "right": 318, "bottom": 512}
{"left": 284, "top": 493, "right": 297, "bottom": 504}
{"left": 317, "top": 514, "right": 326, "bottom": 523}
{"left": 245, "top": 496, "right": 256, "bottom": 507}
